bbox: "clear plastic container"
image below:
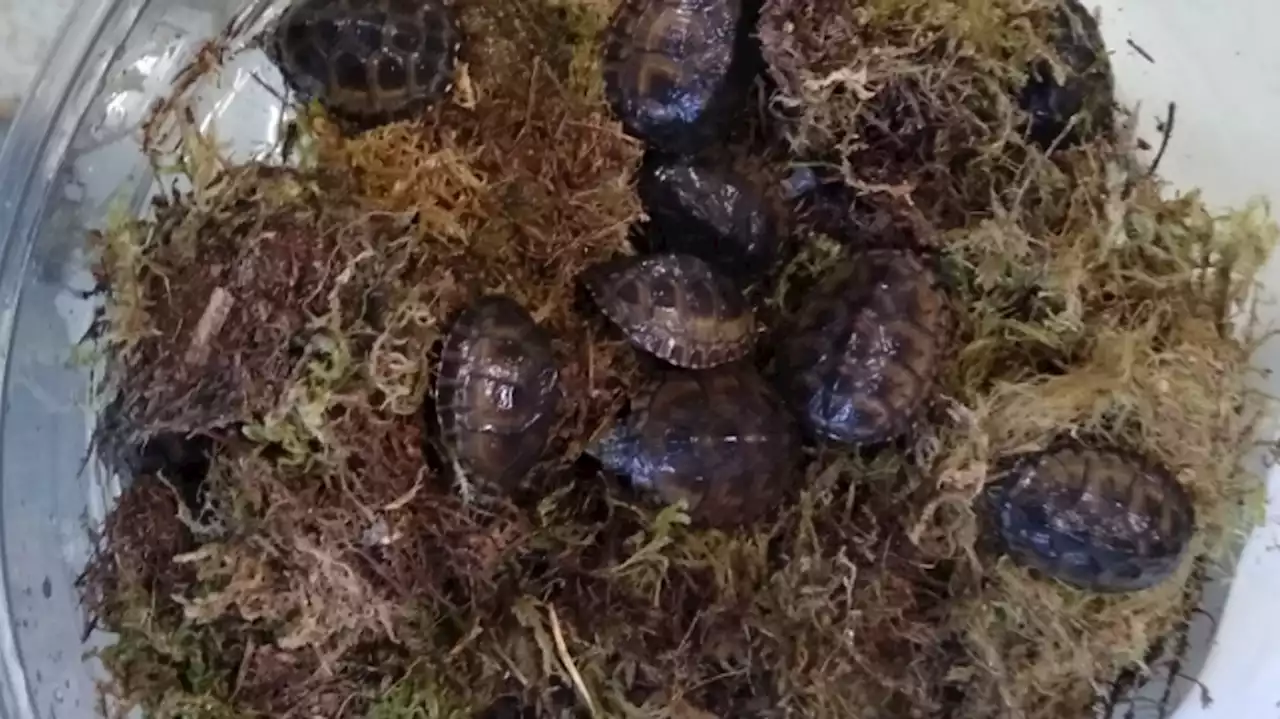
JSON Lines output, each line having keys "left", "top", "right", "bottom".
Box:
{"left": 1, "top": 1, "right": 1278, "bottom": 718}
{"left": 0, "top": 2, "right": 288, "bottom": 715}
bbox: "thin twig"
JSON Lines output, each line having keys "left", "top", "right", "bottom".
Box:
{"left": 1147, "top": 102, "right": 1177, "bottom": 177}
{"left": 1189, "top": 607, "right": 1219, "bottom": 635}
{"left": 548, "top": 605, "right": 599, "bottom": 718}
{"left": 384, "top": 467, "right": 427, "bottom": 512}
{"left": 1127, "top": 39, "right": 1156, "bottom": 64}
{"left": 1172, "top": 672, "right": 1214, "bottom": 708}
{"left": 230, "top": 637, "right": 257, "bottom": 700}
{"left": 184, "top": 287, "right": 235, "bottom": 365}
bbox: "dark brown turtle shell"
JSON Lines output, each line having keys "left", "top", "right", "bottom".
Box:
{"left": 1019, "top": 0, "right": 1115, "bottom": 149}
{"left": 583, "top": 252, "right": 756, "bottom": 368}
{"left": 270, "top": 0, "right": 461, "bottom": 125}
{"left": 775, "top": 249, "right": 950, "bottom": 445}
{"left": 984, "top": 444, "right": 1195, "bottom": 593}
{"left": 636, "top": 158, "right": 782, "bottom": 280}
{"left": 434, "top": 295, "right": 560, "bottom": 491}
{"left": 601, "top": 0, "right": 754, "bottom": 154}
{"left": 591, "top": 364, "right": 801, "bottom": 527}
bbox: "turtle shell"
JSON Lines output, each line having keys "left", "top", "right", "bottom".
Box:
{"left": 636, "top": 157, "right": 782, "bottom": 280}
{"left": 434, "top": 295, "right": 560, "bottom": 491}
{"left": 270, "top": 0, "right": 461, "bottom": 125}
{"left": 582, "top": 252, "right": 756, "bottom": 369}
{"left": 1019, "top": 0, "right": 1115, "bottom": 148}
{"left": 601, "top": 0, "right": 754, "bottom": 154}
{"left": 984, "top": 444, "right": 1195, "bottom": 593}
{"left": 775, "top": 249, "right": 950, "bottom": 445}
{"left": 591, "top": 364, "right": 801, "bottom": 527}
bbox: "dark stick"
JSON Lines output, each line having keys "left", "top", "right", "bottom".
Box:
{"left": 1147, "top": 102, "right": 1177, "bottom": 177}
{"left": 1172, "top": 672, "right": 1215, "bottom": 708}
{"left": 1127, "top": 38, "right": 1156, "bottom": 64}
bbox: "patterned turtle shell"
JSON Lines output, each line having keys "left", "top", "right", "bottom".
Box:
{"left": 601, "top": 0, "right": 754, "bottom": 154}
{"left": 582, "top": 252, "right": 756, "bottom": 369}
{"left": 636, "top": 157, "right": 782, "bottom": 281}
{"left": 775, "top": 249, "right": 951, "bottom": 445}
{"left": 984, "top": 443, "right": 1195, "bottom": 593}
{"left": 434, "top": 295, "right": 560, "bottom": 492}
{"left": 270, "top": 0, "right": 461, "bottom": 126}
{"left": 591, "top": 364, "right": 801, "bottom": 527}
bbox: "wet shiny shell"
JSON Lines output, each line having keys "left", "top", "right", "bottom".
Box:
{"left": 637, "top": 158, "right": 781, "bottom": 280}
{"left": 1019, "top": 0, "right": 1115, "bottom": 148}
{"left": 592, "top": 365, "right": 801, "bottom": 527}
{"left": 985, "top": 444, "right": 1195, "bottom": 593}
{"left": 776, "top": 250, "right": 949, "bottom": 445}
{"left": 583, "top": 253, "right": 756, "bottom": 369}
{"left": 602, "top": 0, "right": 751, "bottom": 154}
{"left": 435, "top": 295, "right": 560, "bottom": 490}
{"left": 271, "top": 0, "right": 461, "bottom": 123}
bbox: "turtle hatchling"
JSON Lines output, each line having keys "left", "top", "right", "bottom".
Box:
{"left": 435, "top": 295, "right": 560, "bottom": 492}
{"left": 984, "top": 443, "right": 1195, "bottom": 593}
{"left": 269, "top": 0, "right": 461, "bottom": 126}
{"left": 637, "top": 157, "right": 782, "bottom": 281}
{"left": 775, "top": 249, "right": 950, "bottom": 445}
{"left": 591, "top": 364, "right": 801, "bottom": 527}
{"left": 1019, "top": 0, "right": 1115, "bottom": 148}
{"left": 602, "top": 0, "right": 755, "bottom": 154}
{"left": 583, "top": 252, "right": 756, "bottom": 369}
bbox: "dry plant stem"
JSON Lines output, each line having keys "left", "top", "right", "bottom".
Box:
{"left": 549, "top": 605, "right": 600, "bottom": 718}
{"left": 1147, "top": 101, "right": 1177, "bottom": 177}
{"left": 184, "top": 287, "right": 235, "bottom": 366}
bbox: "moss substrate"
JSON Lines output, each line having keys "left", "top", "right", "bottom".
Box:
{"left": 78, "top": 0, "right": 1278, "bottom": 717}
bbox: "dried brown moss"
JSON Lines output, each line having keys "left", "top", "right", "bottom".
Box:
{"left": 89, "top": 164, "right": 385, "bottom": 437}
{"left": 759, "top": 0, "right": 1111, "bottom": 238}
{"left": 77, "top": 0, "right": 1280, "bottom": 718}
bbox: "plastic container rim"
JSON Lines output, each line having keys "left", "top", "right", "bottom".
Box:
{"left": 0, "top": 1, "right": 150, "bottom": 716}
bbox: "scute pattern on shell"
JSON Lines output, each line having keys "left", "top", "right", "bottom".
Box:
{"left": 776, "top": 249, "right": 950, "bottom": 445}
{"left": 601, "top": 0, "right": 750, "bottom": 154}
{"left": 592, "top": 364, "right": 801, "bottom": 527}
{"left": 435, "top": 295, "right": 560, "bottom": 492}
{"left": 583, "top": 252, "right": 756, "bottom": 369}
{"left": 271, "top": 0, "right": 461, "bottom": 124}
{"left": 637, "top": 158, "right": 781, "bottom": 280}
{"left": 985, "top": 444, "right": 1195, "bottom": 593}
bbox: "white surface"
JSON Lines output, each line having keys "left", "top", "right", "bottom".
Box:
{"left": 0, "top": 0, "right": 75, "bottom": 120}
{"left": 1093, "top": 1, "right": 1280, "bottom": 718}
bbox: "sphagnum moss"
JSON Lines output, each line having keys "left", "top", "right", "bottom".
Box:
{"left": 79, "top": 0, "right": 1278, "bottom": 717}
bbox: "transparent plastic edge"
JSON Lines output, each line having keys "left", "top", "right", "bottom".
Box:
{"left": 0, "top": 1, "right": 149, "bottom": 716}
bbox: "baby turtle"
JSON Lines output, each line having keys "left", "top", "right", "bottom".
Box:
{"left": 636, "top": 157, "right": 782, "bottom": 281}
{"left": 1019, "top": 0, "right": 1115, "bottom": 148}
{"left": 984, "top": 443, "right": 1195, "bottom": 593}
{"left": 269, "top": 0, "right": 461, "bottom": 126}
{"left": 435, "top": 295, "right": 560, "bottom": 492}
{"left": 602, "top": 0, "right": 755, "bottom": 154}
{"left": 775, "top": 249, "right": 950, "bottom": 445}
{"left": 591, "top": 364, "right": 801, "bottom": 527}
{"left": 582, "top": 252, "right": 756, "bottom": 369}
